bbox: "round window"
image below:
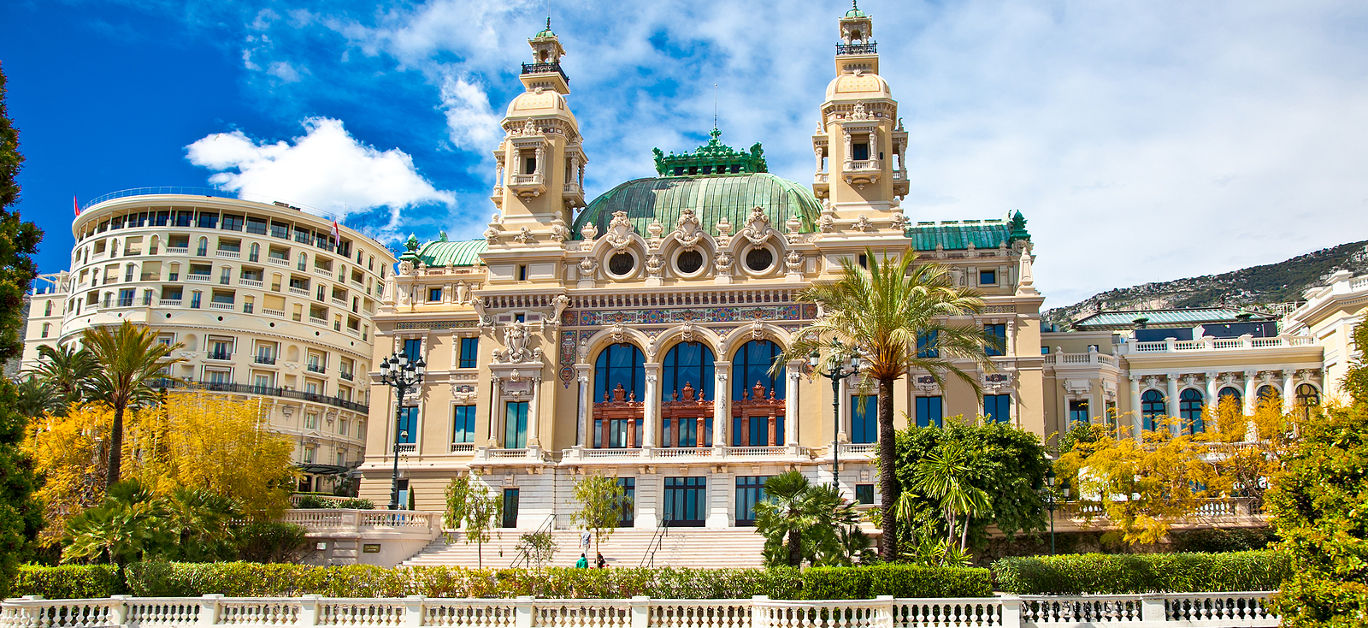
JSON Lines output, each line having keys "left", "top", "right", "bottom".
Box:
{"left": 608, "top": 252, "right": 636, "bottom": 276}
{"left": 676, "top": 250, "right": 704, "bottom": 274}
{"left": 745, "top": 247, "right": 774, "bottom": 272}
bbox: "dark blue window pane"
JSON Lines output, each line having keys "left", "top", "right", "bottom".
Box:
{"left": 732, "top": 340, "right": 785, "bottom": 400}
{"left": 985, "top": 394, "right": 1011, "bottom": 423}
{"left": 916, "top": 330, "right": 939, "bottom": 358}
{"left": 504, "top": 401, "right": 528, "bottom": 448}
{"left": 459, "top": 337, "right": 479, "bottom": 369}
{"left": 403, "top": 339, "right": 423, "bottom": 361}
{"left": 850, "top": 394, "right": 876, "bottom": 443}
{"left": 735, "top": 476, "right": 768, "bottom": 526}
{"left": 397, "top": 406, "right": 418, "bottom": 443}
{"left": 1141, "top": 389, "right": 1165, "bottom": 431}
{"left": 1179, "top": 389, "right": 1204, "bottom": 434}
{"left": 595, "top": 343, "right": 645, "bottom": 401}
{"left": 915, "top": 396, "right": 943, "bottom": 427}
{"left": 662, "top": 342, "right": 715, "bottom": 401}
{"left": 453, "top": 405, "right": 476, "bottom": 443}
{"left": 984, "top": 324, "right": 1007, "bottom": 357}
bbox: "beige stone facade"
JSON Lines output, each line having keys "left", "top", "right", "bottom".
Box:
{"left": 22, "top": 193, "right": 395, "bottom": 491}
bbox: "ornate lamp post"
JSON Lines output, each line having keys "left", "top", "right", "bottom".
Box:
{"left": 810, "top": 343, "right": 864, "bottom": 492}
{"left": 1044, "top": 467, "right": 1071, "bottom": 556}
{"left": 379, "top": 351, "right": 425, "bottom": 510}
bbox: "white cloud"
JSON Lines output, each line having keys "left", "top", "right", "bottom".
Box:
{"left": 439, "top": 74, "right": 501, "bottom": 150}
{"left": 185, "top": 118, "right": 455, "bottom": 223}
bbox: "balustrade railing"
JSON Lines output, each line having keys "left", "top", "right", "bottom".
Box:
{"left": 0, "top": 593, "right": 1279, "bottom": 628}
{"left": 1119, "top": 335, "right": 1316, "bottom": 355}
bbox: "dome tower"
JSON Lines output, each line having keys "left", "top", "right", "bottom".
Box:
{"left": 810, "top": 1, "right": 909, "bottom": 211}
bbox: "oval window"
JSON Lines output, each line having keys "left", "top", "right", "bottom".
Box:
{"left": 676, "top": 250, "right": 704, "bottom": 274}
{"left": 745, "top": 247, "right": 774, "bottom": 272}
{"left": 608, "top": 252, "right": 636, "bottom": 276}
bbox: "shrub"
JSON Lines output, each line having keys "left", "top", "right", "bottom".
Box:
{"left": 233, "top": 522, "right": 310, "bottom": 564}
{"left": 11, "top": 564, "right": 124, "bottom": 599}
{"left": 1169, "top": 527, "right": 1276, "bottom": 553}
{"left": 802, "top": 565, "right": 992, "bottom": 599}
{"left": 993, "top": 550, "right": 1291, "bottom": 594}
{"left": 292, "top": 495, "right": 335, "bottom": 509}
{"left": 336, "top": 498, "right": 374, "bottom": 510}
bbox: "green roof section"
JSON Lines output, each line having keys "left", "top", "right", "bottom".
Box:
{"left": 1073, "top": 308, "right": 1276, "bottom": 330}
{"left": 652, "top": 129, "right": 767, "bottom": 177}
{"left": 409, "top": 238, "right": 487, "bottom": 267}
{"left": 534, "top": 16, "right": 555, "bottom": 39}
{"left": 844, "top": 0, "right": 867, "bottom": 17}
{"left": 572, "top": 172, "right": 821, "bottom": 239}
{"left": 906, "top": 219, "right": 1011, "bottom": 251}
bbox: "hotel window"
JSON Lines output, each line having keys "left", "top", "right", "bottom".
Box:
{"left": 734, "top": 476, "right": 769, "bottom": 526}
{"left": 44, "top": 301, "right": 52, "bottom": 316}
{"left": 1179, "top": 389, "right": 1205, "bottom": 433}
{"left": 196, "top": 237, "right": 208, "bottom": 256}
{"left": 459, "top": 337, "right": 479, "bottom": 369}
{"left": 428, "top": 287, "right": 442, "bottom": 302}
{"left": 117, "top": 288, "right": 135, "bottom": 307}
{"left": 397, "top": 406, "right": 418, "bottom": 443}
{"left": 338, "top": 419, "right": 349, "bottom": 436}
{"left": 1068, "top": 400, "right": 1089, "bottom": 426}
{"left": 855, "top": 484, "right": 875, "bottom": 505}
{"left": 517, "top": 265, "right": 528, "bottom": 281}
{"left": 252, "top": 374, "right": 273, "bottom": 392}
{"left": 616, "top": 478, "right": 635, "bottom": 527}
{"left": 984, "top": 394, "right": 1011, "bottom": 423}
{"left": 208, "top": 338, "right": 233, "bottom": 360}
{"left": 305, "top": 412, "right": 318, "bottom": 430}
{"left": 915, "top": 396, "right": 943, "bottom": 428}
{"left": 979, "top": 269, "right": 997, "bottom": 285}
{"left": 504, "top": 401, "right": 529, "bottom": 448}
{"left": 302, "top": 447, "right": 315, "bottom": 464}
{"left": 916, "top": 330, "right": 939, "bottom": 358}
{"left": 850, "top": 394, "right": 876, "bottom": 444}
{"left": 452, "top": 405, "right": 477, "bottom": 443}
{"left": 197, "top": 212, "right": 218, "bottom": 229}
{"left": 40, "top": 323, "right": 49, "bottom": 338}
{"left": 204, "top": 368, "right": 231, "bottom": 386}
{"left": 1141, "top": 390, "right": 1166, "bottom": 431}
{"left": 984, "top": 323, "right": 1007, "bottom": 356}
{"left": 403, "top": 338, "right": 423, "bottom": 361}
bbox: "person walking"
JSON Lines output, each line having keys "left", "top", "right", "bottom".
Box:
{"left": 581, "top": 529, "right": 592, "bottom": 552}
{"left": 575, "top": 553, "right": 588, "bottom": 568}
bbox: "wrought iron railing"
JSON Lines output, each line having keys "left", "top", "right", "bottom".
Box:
{"left": 520, "top": 61, "right": 569, "bottom": 82}
{"left": 836, "top": 42, "right": 877, "bottom": 55}
{"left": 158, "top": 379, "right": 368, "bottom": 413}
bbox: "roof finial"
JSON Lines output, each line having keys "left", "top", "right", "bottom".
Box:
{"left": 712, "top": 82, "right": 719, "bottom": 134}
{"left": 852, "top": 0, "right": 859, "bottom": 10}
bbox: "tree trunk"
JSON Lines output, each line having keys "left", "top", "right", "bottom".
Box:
{"left": 877, "top": 377, "right": 900, "bottom": 561}
{"left": 787, "top": 528, "right": 802, "bottom": 567}
{"left": 107, "top": 402, "right": 126, "bottom": 488}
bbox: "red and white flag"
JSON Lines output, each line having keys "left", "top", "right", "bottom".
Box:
{"left": 73, "top": 195, "right": 80, "bottom": 216}
{"left": 331, "top": 219, "right": 341, "bottom": 241}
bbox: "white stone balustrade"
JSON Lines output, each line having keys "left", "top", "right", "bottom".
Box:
{"left": 0, "top": 592, "right": 1280, "bottom": 628}
{"left": 279, "top": 508, "right": 439, "bottom": 536}
{"left": 1117, "top": 335, "right": 1316, "bottom": 355}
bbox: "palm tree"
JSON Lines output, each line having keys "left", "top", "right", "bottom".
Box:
{"left": 13, "top": 375, "right": 61, "bottom": 418}
{"left": 82, "top": 321, "right": 183, "bottom": 487}
{"left": 755, "top": 470, "right": 868, "bottom": 567}
{"left": 754, "top": 470, "right": 814, "bottom": 567}
{"left": 31, "top": 344, "right": 98, "bottom": 413}
{"left": 911, "top": 441, "right": 991, "bottom": 552}
{"left": 781, "top": 250, "right": 994, "bottom": 561}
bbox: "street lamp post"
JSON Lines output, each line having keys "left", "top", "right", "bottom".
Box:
{"left": 810, "top": 344, "right": 863, "bottom": 493}
{"left": 1045, "top": 467, "right": 1057, "bottom": 556}
{"left": 379, "top": 351, "right": 425, "bottom": 510}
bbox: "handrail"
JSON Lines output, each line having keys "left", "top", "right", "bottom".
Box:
{"left": 508, "top": 513, "right": 557, "bottom": 569}
{"left": 639, "top": 518, "right": 671, "bottom": 568}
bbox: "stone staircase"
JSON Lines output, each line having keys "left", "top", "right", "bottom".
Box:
{"left": 401, "top": 527, "right": 766, "bottom": 570}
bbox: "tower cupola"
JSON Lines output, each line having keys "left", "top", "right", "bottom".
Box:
{"left": 522, "top": 17, "right": 570, "bottom": 95}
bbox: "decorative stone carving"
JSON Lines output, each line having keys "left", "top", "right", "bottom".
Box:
{"left": 819, "top": 214, "right": 836, "bottom": 233}
{"left": 552, "top": 294, "right": 570, "bottom": 323}
{"left": 455, "top": 281, "right": 471, "bottom": 304}
{"left": 785, "top": 250, "right": 803, "bottom": 273}
{"left": 674, "top": 208, "right": 703, "bottom": 249}
{"left": 579, "top": 257, "right": 597, "bottom": 277}
{"left": 398, "top": 260, "right": 414, "bottom": 275}
{"left": 484, "top": 224, "right": 500, "bottom": 245}
{"left": 853, "top": 215, "right": 875, "bottom": 232}
{"left": 680, "top": 322, "right": 695, "bottom": 343}
{"left": 890, "top": 212, "right": 909, "bottom": 230}
{"left": 647, "top": 219, "right": 664, "bottom": 240}
{"left": 646, "top": 254, "right": 663, "bottom": 277}
{"left": 497, "top": 321, "right": 533, "bottom": 363}
{"left": 471, "top": 296, "right": 492, "bottom": 326}
{"left": 521, "top": 119, "right": 537, "bottom": 135}
{"left": 715, "top": 215, "right": 733, "bottom": 238}
{"left": 715, "top": 252, "right": 734, "bottom": 274}
{"left": 850, "top": 102, "right": 871, "bottom": 121}
{"left": 609, "top": 323, "right": 627, "bottom": 344}
{"left": 580, "top": 221, "right": 599, "bottom": 240}
{"left": 741, "top": 206, "right": 773, "bottom": 246}
{"left": 549, "top": 218, "right": 570, "bottom": 242}
{"left": 605, "top": 210, "right": 634, "bottom": 250}
{"left": 750, "top": 320, "right": 765, "bottom": 340}
{"left": 514, "top": 227, "right": 535, "bottom": 244}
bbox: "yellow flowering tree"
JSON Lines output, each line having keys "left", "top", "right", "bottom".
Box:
{"left": 22, "top": 405, "right": 111, "bottom": 548}
{"left": 125, "top": 390, "right": 296, "bottom": 519}
{"left": 1054, "top": 415, "right": 1227, "bottom": 545}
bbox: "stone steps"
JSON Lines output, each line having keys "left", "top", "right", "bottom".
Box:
{"left": 402, "top": 528, "right": 766, "bottom": 570}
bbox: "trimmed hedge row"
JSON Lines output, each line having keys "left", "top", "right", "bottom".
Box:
{"left": 12, "top": 565, "right": 125, "bottom": 599}
{"left": 992, "top": 550, "right": 1291, "bottom": 594}
{"left": 13, "top": 563, "right": 989, "bottom": 600}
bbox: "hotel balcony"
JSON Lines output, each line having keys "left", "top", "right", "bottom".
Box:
{"left": 842, "top": 159, "right": 880, "bottom": 186}
{"left": 1116, "top": 335, "right": 1317, "bottom": 356}
{"left": 563, "top": 181, "right": 585, "bottom": 206}
{"left": 812, "top": 171, "right": 829, "bottom": 196}
{"left": 506, "top": 173, "right": 545, "bottom": 198}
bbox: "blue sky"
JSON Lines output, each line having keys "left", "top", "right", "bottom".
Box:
{"left": 3, "top": 0, "right": 1368, "bottom": 306}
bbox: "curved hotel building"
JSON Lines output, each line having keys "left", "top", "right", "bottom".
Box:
{"left": 23, "top": 192, "right": 396, "bottom": 490}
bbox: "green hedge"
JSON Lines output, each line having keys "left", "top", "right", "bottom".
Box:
{"left": 993, "top": 550, "right": 1292, "bottom": 594}
{"left": 802, "top": 565, "right": 991, "bottom": 599}
{"left": 11, "top": 565, "right": 125, "bottom": 599}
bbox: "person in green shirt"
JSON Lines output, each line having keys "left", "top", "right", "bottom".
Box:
{"left": 575, "top": 553, "right": 588, "bottom": 568}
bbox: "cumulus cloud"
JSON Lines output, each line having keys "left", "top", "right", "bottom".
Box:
{"left": 185, "top": 117, "right": 455, "bottom": 221}
{"left": 439, "top": 74, "right": 501, "bottom": 149}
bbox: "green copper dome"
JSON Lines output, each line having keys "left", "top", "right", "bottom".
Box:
{"left": 572, "top": 173, "right": 821, "bottom": 240}
{"left": 403, "top": 238, "right": 487, "bottom": 267}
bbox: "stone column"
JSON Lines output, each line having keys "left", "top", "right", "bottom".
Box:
{"left": 838, "top": 378, "right": 850, "bottom": 443}
{"left": 643, "top": 364, "right": 660, "bottom": 448}
{"left": 785, "top": 361, "right": 801, "bottom": 446}
{"left": 527, "top": 376, "right": 542, "bottom": 448}
{"left": 1282, "top": 370, "right": 1297, "bottom": 413}
{"left": 493, "top": 379, "right": 506, "bottom": 447}
{"left": 576, "top": 367, "right": 591, "bottom": 447}
{"left": 713, "top": 361, "right": 731, "bottom": 448}
{"left": 1166, "top": 375, "right": 1181, "bottom": 436}
{"left": 1205, "top": 373, "right": 1220, "bottom": 432}
{"left": 1128, "top": 376, "right": 1143, "bottom": 441}
{"left": 1243, "top": 370, "right": 1258, "bottom": 416}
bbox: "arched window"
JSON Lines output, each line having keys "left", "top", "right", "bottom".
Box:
{"left": 196, "top": 237, "right": 208, "bottom": 256}
{"left": 249, "top": 242, "right": 260, "bottom": 262}
{"left": 1295, "top": 383, "right": 1320, "bottom": 421}
{"left": 297, "top": 252, "right": 308, "bottom": 271}
{"left": 731, "top": 339, "right": 786, "bottom": 446}
{"left": 1179, "top": 388, "right": 1205, "bottom": 434}
{"left": 1217, "top": 386, "right": 1242, "bottom": 423}
{"left": 661, "top": 342, "right": 715, "bottom": 448}
{"left": 731, "top": 339, "right": 785, "bottom": 401}
{"left": 1141, "top": 389, "right": 1165, "bottom": 431}
{"left": 662, "top": 342, "right": 714, "bottom": 401}
{"left": 593, "top": 343, "right": 645, "bottom": 448}
{"left": 1257, "top": 385, "right": 1280, "bottom": 404}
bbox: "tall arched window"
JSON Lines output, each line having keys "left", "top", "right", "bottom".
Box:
{"left": 661, "top": 342, "right": 715, "bottom": 447}
{"left": 196, "top": 237, "right": 208, "bottom": 256}
{"left": 1295, "top": 383, "right": 1320, "bottom": 421}
{"left": 1217, "top": 386, "right": 1242, "bottom": 425}
{"left": 1141, "top": 389, "right": 1165, "bottom": 432}
{"left": 1179, "top": 388, "right": 1205, "bottom": 434}
{"left": 731, "top": 339, "right": 786, "bottom": 446}
{"left": 249, "top": 242, "right": 260, "bottom": 262}
{"left": 297, "top": 252, "right": 308, "bottom": 271}
{"left": 593, "top": 343, "right": 645, "bottom": 448}
{"left": 1257, "top": 385, "right": 1280, "bottom": 405}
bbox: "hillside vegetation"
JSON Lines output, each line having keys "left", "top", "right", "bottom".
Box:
{"left": 1046, "top": 240, "right": 1368, "bottom": 327}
